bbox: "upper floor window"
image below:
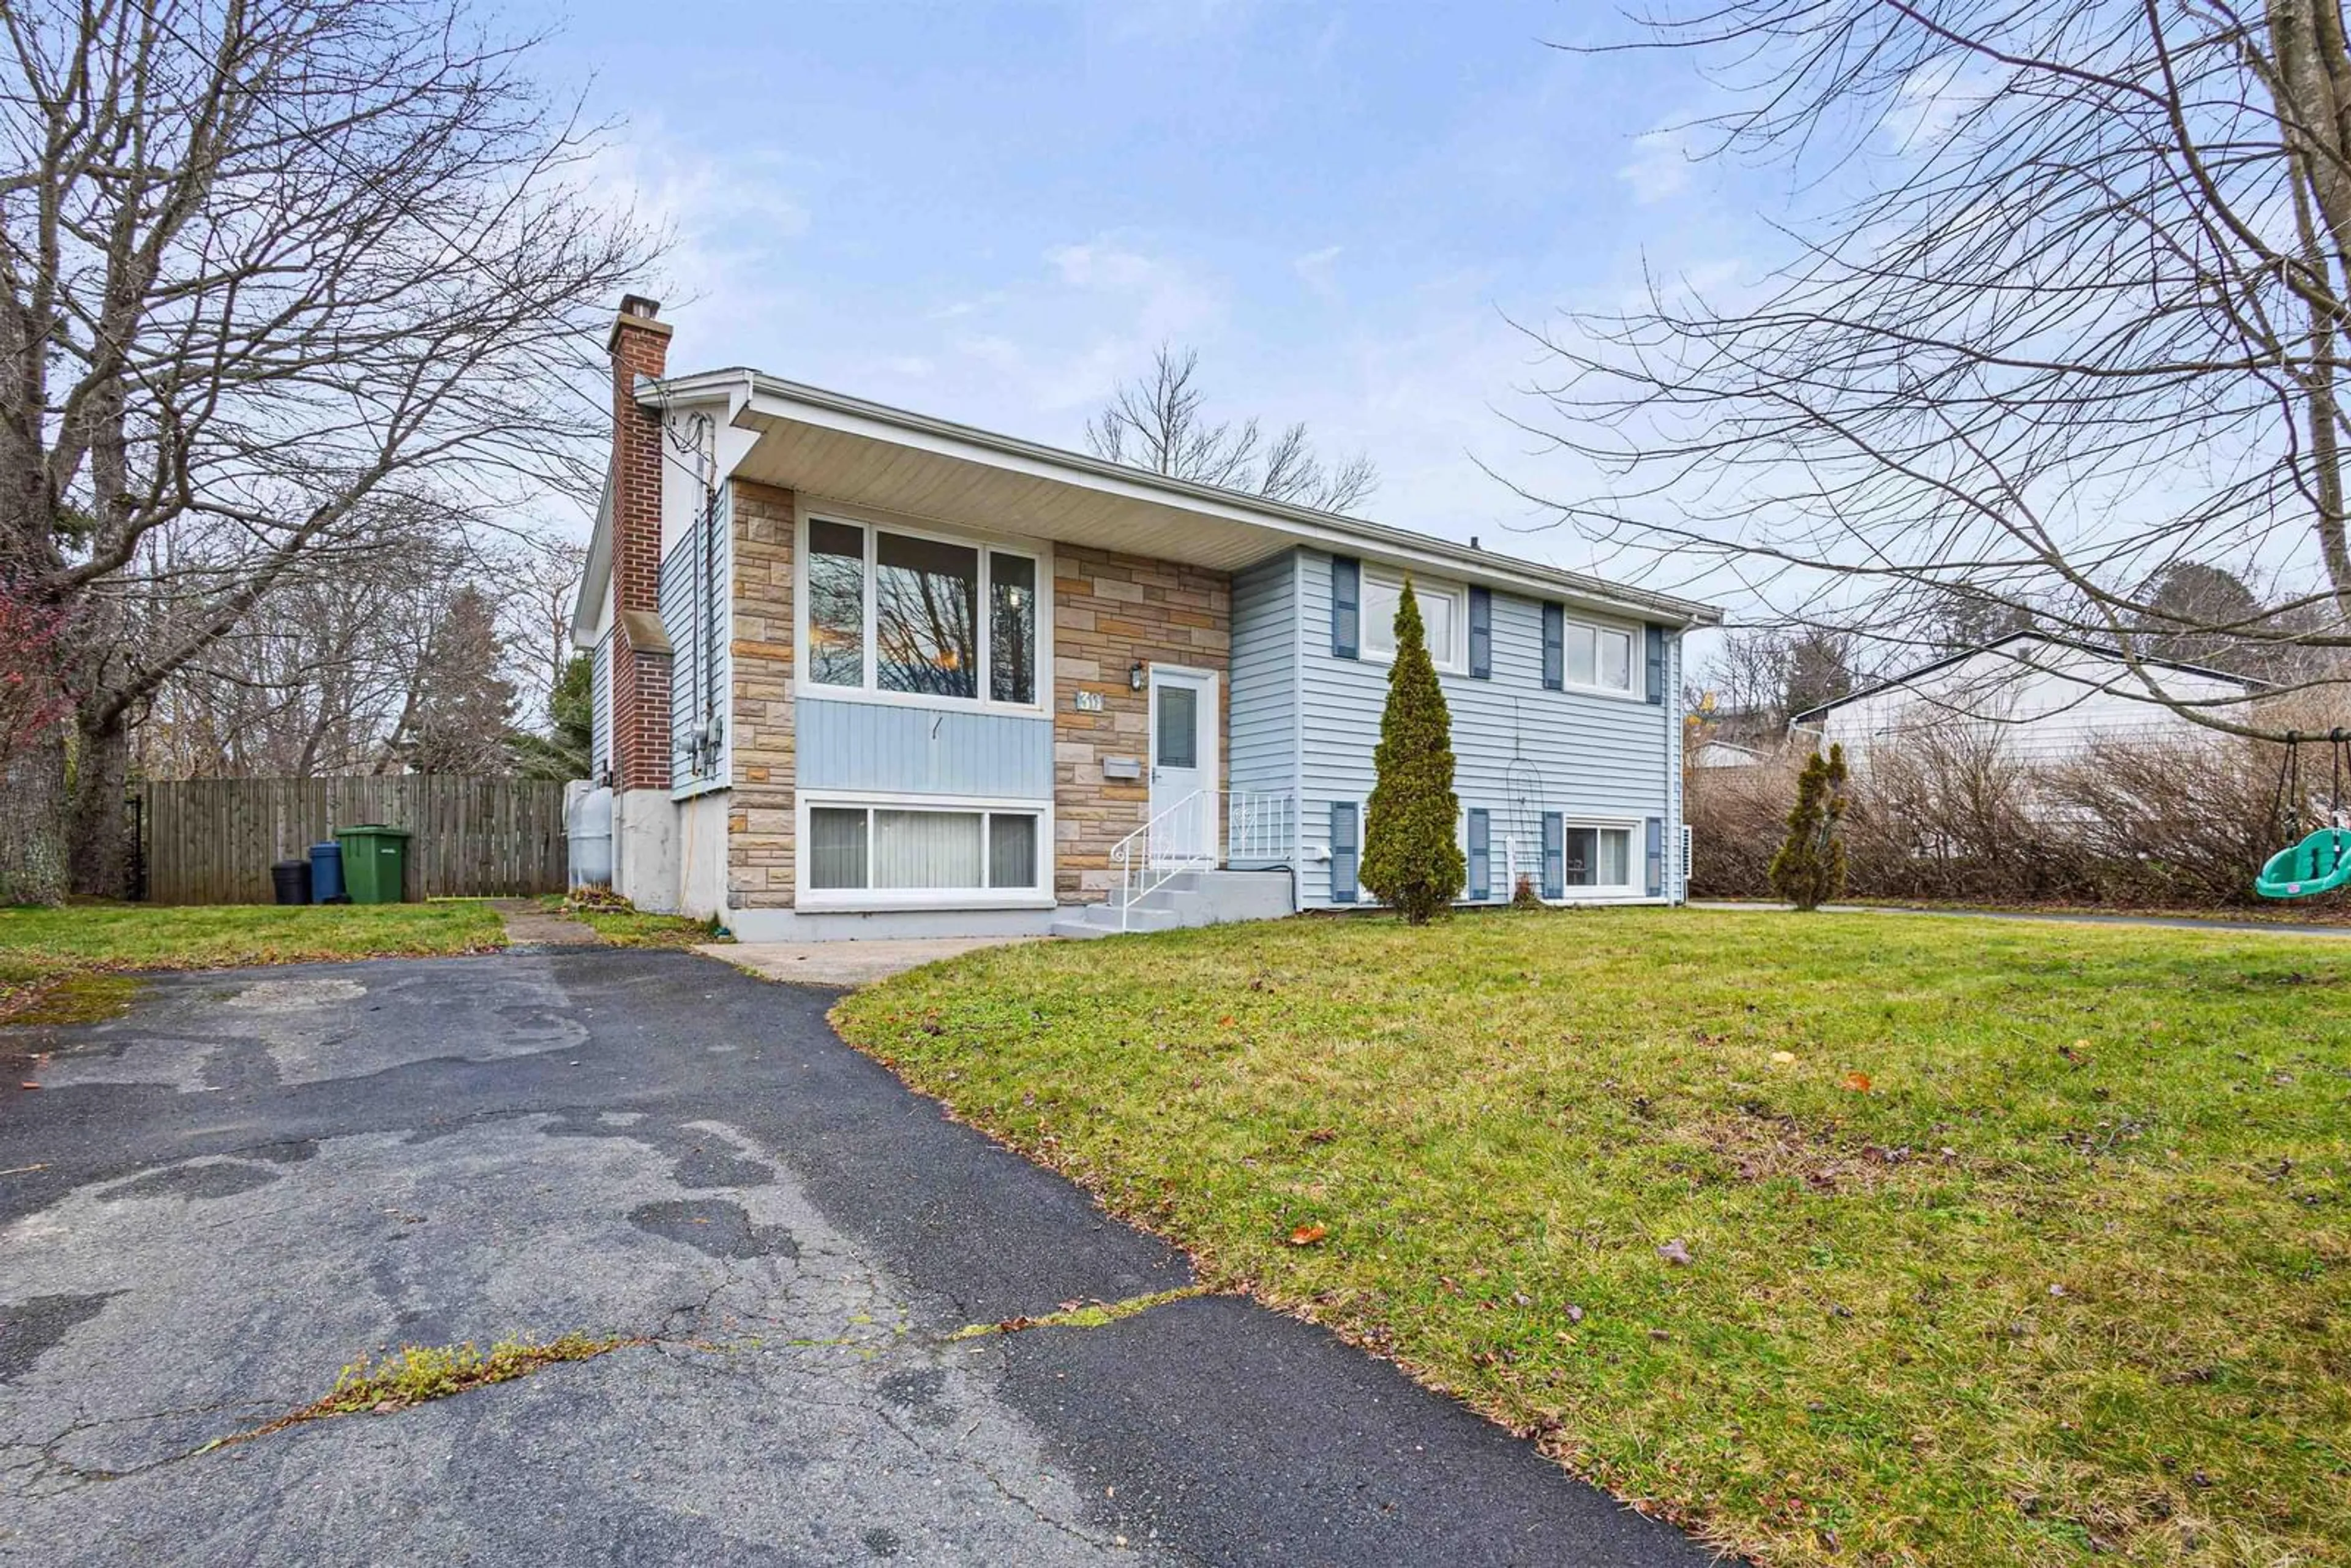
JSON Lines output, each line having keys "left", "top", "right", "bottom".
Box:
{"left": 1361, "top": 570, "right": 1464, "bottom": 673}
{"left": 1563, "top": 616, "right": 1637, "bottom": 694}
{"left": 805, "top": 517, "right": 1040, "bottom": 706}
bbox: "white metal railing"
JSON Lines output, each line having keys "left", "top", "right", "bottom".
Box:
{"left": 1107, "top": 789, "right": 1295, "bottom": 932}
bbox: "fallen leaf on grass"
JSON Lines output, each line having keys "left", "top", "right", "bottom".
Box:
{"left": 1657, "top": 1238, "right": 1693, "bottom": 1267}
{"left": 1841, "top": 1071, "right": 1873, "bottom": 1093}
{"left": 1769, "top": 1051, "right": 1797, "bottom": 1066}
{"left": 1286, "top": 1224, "right": 1328, "bottom": 1247}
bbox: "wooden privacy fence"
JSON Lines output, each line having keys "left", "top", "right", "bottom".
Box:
{"left": 137, "top": 776, "right": 569, "bottom": 904}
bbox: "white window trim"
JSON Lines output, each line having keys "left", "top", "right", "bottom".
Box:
{"left": 1557, "top": 612, "right": 1644, "bottom": 700}
{"left": 793, "top": 498, "right": 1054, "bottom": 718}
{"left": 1554, "top": 816, "right": 1644, "bottom": 899}
{"left": 1359, "top": 568, "right": 1467, "bottom": 675}
{"left": 794, "top": 789, "right": 1057, "bottom": 912}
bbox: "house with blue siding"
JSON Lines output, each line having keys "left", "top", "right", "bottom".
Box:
{"left": 572, "top": 297, "right": 1720, "bottom": 940}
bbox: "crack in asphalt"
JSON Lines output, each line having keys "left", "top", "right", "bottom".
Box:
{"left": 10, "top": 1218, "right": 1213, "bottom": 1520}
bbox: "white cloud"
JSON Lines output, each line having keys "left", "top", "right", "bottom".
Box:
{"left": 583, "top": 121, "right": 814, "bottom": 368}
{"left": 1292, "top": 244, "right": 1344, "bottom": 296}
{"left": 1619, "top": 125, "right": 1696, "bottom": 204}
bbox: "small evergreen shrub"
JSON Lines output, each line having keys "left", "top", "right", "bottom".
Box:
{"left": 1360, "top": 576, "right": 1466, "bottom": 924}
{"left": 1768, "top": 745, "right": 1850, "bottom": 910}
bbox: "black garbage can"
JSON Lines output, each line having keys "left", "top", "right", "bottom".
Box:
{"left": 271, "top": 858, "right": 312, "bottom": 906}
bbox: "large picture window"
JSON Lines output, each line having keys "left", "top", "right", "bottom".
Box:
{"left": 1360, "top": 570, "right": 1464, "bottom": 672}
{"left": 807, "top": 805, "right": 1041, "bottom": 896}
{"left": 803, "top": 516, "right": 1041, "bottom": 707}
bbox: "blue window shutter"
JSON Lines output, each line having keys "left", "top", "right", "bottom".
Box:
{"left": 1645, "top": 816, "right": 1665, "bottom": 897}
{"left": 1542, "top": 603, "right": 1563, "bottom": 690}
{"left": 1330, "top": 801, "right": 1359, "bottom": 903}
{"left": 1646, "top": 625, "right": 1666, "bottom": 705}
{"left": 1541, "top": 813, "right": 1564, "bottom": 899}
{"left": 1330, "top": 556, "right": 1360, "bottom": 659}
{"left": 1468, "top": 588, "right": 1492, "bottom": 680}
{"left": 1467, "top": 809, "right": 1489, "bottom": 900}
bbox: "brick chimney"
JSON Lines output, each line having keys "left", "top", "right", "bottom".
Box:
{"left": 608, "top": 294, "right": 673, "bottom": 793}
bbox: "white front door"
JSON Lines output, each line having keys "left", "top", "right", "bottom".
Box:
{"left": 1148, "top": 664, "right": 1218, "bottom": 863}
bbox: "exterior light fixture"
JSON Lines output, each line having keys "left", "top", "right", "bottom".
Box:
{"left": 1128, "top": 660, "right": 1146, "bottom": 691}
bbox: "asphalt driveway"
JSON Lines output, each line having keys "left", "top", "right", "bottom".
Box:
{"left": 0, "top": 948, "right": 1717, "bottom": 1567}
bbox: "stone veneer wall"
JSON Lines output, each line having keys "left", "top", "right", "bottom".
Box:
{"left": 727, "top": 479, "right": 797, "bottom": 909}
{"left": 1052, "top": 544, "right": 1231, "bottom": 902}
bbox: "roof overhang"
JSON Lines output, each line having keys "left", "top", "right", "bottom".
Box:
{"left": 569, "top": 468, "right": 615, "bottom": 650}
{"left": 645, "top": 369, "right": 1721, "bottom": 629}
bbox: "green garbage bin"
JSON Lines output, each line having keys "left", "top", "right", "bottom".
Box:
{"left": 336, "top": 823, "right": 413, "bottom": 904}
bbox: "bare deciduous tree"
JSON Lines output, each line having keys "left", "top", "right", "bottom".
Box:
{"left": 0, "top": 0, "right": 656, "bottom": 899}
{"left": 1087, "top": 343, "right": 1379, "bottom": 514}
{"left": 1517, "top": 1, "right": 2351, "bottom": 737}
{"left": 1692, "top": 624, "right": 1861, "bottom": 740}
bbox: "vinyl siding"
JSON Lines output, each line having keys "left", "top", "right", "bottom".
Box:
{"left": 590, "top": 631, "right": 613, "bottom": 782}
{"left": 1292, "top": 547, "right": 1681, "bottom": 907}
{"left": 1227, "top": 553, "right": 1300, "bottom": 868}
{"left": 796, "top": 696, "right": 1054, "bottom": 799}
{"left": 664, "top": 484, "right": 732, "bottom": 796}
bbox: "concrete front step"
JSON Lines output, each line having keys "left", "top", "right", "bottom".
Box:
{"left": 1048, "top": 868, "right": 1294, "bottom": 940}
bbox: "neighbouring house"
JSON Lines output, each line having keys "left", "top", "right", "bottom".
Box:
{"left": 1688, "top": 737, "right": 1769, "bottom": 770}
{"left": 572, "top": 296, "right": 1722, "bottom": 940}
{"left": 1789, "top": 631, "right": 2264, "bottom": 768}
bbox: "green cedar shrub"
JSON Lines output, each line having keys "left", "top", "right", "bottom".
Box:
{"left": 1360, "top": 576, "right": 1466, "bottom": 923}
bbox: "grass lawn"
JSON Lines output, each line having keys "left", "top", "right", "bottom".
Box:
{"left": 833, "top": 908, "right": 2351, "bottom": 1568}
{"left": 0, "top": 901, "right": 506, "bottom": 1022}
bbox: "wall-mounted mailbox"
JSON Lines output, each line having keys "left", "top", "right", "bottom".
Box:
{"left": 1101, "top": 755, "right": 1142, "bottom": 782}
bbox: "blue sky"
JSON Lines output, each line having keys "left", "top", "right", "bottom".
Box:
{"left": 532, "top": 0, "right": 1753, "bottom": 599}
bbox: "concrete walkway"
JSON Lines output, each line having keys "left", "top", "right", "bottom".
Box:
{"left": 1689, "top": 899, "right": 2351, "bottom": 939}
{"left": 491, "top": 898, "right": 603, "bottom": 948}
{"left": 701, "top": 935, "right": 1042, "bottom": 987}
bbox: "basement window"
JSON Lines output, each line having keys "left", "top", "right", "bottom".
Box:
{"left": 806, "top": 805, "right": 1041, "bottom": 898}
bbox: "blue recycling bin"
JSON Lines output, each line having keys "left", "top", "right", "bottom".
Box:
{"left": 308, "top": 841, "right": 345, "bottom": 903}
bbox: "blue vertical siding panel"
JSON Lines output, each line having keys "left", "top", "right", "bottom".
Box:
{"left": 661, "top": 530, "right": 698, "bottom": 784}
{"left": 1291, "top": 549, "right": 1677, "bottom": 909}
{"left": 1229, "top": 553, "right": 1301, "bottom": 868}
{"left": 795, "top": 697, "right": 1054, "bottom": 798}
{"left": 661, "top": 485, "right": 733, "bottom": 795}
{"left": 711, "top": 487, "right": 732, "bottom": 789}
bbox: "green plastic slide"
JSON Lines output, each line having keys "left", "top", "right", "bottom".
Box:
{"left": 2255, "top": 828, "right": 2351, "bottom": 899}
